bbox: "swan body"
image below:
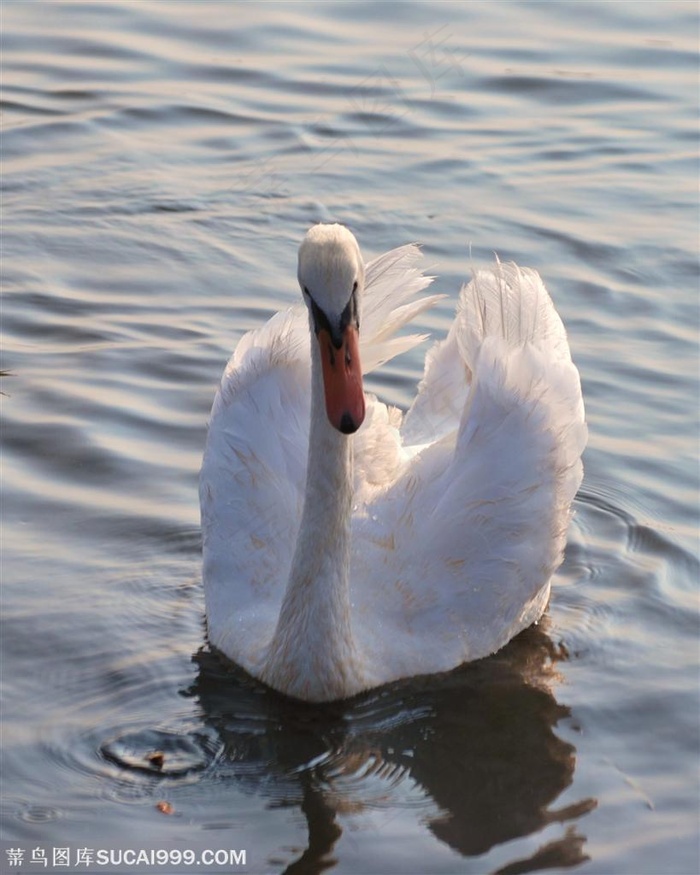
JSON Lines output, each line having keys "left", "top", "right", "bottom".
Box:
{"left": 200, "top": 224, "right": 587, "bottom": 702}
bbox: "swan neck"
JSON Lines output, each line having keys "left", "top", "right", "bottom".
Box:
{"left": 261, "top": 338, "right": 362, "bottom": 701}
{"left": 304, "top": 355, "right": 354, "bottom": 538}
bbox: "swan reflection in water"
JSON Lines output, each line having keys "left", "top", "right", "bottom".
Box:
{"left": 186, "top": 619, "right": 596, "bottom": 874}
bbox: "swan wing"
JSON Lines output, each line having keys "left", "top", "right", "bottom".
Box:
{"left": 352, "top": 262, "right": 587, "bottom": 683}
{"left": 200, "top": 306, "right": 311, "bottom": 669}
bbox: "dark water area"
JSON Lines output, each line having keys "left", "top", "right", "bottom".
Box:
{"left": 2, "top": 2, "right": 698, "bottom": 873}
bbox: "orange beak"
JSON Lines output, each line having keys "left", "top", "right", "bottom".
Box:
{"left": 318, "top": 325, "right": 365, "bottom": 434}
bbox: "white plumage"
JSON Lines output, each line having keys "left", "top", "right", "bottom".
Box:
{"left": 200, "top": 224, "right": 586, "bottom": 701}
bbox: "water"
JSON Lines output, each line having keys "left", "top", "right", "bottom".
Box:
{"left": 2, "top": 2, "right": 698, "bottom": 873}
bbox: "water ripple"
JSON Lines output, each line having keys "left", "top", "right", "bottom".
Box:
{"left": 2, "top": 1, "right": 697, "bottom": 871}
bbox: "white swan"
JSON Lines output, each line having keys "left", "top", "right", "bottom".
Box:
{"left": 200, "top": 224, "right": 587, "bottom": 702}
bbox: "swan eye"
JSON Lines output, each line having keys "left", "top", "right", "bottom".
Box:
{"left": 340, "top": 288, "right": 359, "bottom": 334}
{"left": 309, "top": 296, "right": 332, "bottom": 337}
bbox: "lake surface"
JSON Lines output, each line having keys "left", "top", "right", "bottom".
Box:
{"left": 2, "top": 2, "right": 698, "bottom": 873}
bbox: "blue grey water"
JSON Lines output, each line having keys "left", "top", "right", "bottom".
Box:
{"left": 2, "top": 2, "right": 698, "bottom": 873}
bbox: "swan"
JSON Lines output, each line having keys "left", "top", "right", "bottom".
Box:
{"left": 200, "top": 223, "right": 587, "bottom": 702}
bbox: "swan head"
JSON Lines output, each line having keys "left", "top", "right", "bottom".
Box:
{"left": 298, "top": 224, "right": 366, "bottom": 434}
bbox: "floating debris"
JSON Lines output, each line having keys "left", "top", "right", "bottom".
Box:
{"left": 101, "top": 729, "right": 214, "bottom": 777}
{"left": 146, "top": 751, "right": 165, "bottom": 770}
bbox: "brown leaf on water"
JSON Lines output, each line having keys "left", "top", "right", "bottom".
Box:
{"left": 146, "top": 751, "right": 165, "bottom": 770}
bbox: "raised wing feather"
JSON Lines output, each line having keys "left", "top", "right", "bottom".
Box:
{"left": 361, "top": 244, "right": 443, "bottom": 373}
